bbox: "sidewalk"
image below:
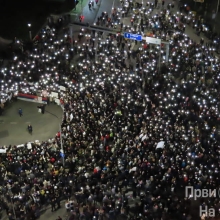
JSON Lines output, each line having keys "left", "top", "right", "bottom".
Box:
{"left": 68, "top": 0, "right": 99, "bottom": 23}
{"left": 60, "top": 0, "right": 108, "bottom": 24}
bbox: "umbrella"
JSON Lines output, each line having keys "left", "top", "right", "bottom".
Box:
{"left": 156, "top": 141, "right": 165, "bottom": 149}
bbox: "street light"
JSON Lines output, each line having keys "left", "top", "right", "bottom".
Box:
{"left": 112, "top": 0, "right": 115, "bottom": 9}
{"left": 45, "top": 110, "right": 65, "bottom": 167}
{"left": 81, "top": 0, "right": 83, "bottom": 16}
{"left": 59, "top": 122, "right": 65, "bottom": 167}
{"left": 216, "top": 0, "right": 220, "bottom": 15}
{"left": 27, "top": 23, "right": 32, "bottom": 41}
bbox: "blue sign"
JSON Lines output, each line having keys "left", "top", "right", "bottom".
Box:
{"left": 124, "top": 33, "right": 142, "bottom": 41}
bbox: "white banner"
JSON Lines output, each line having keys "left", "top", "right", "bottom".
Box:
{"left": 51, "top": 92, "right": 59, "bottom": 98}
{"left": 38, "top": 96, "right": 42, "bottom": 102}
{"left": 27, "top": 143, "right": 32, "bottom": 149}
{"left": 17, "top": 97, "right": 47, "bottom": 104}
{"left": 55, "top": 98, "right": 60, "bottom": 105}
{"left": 0, "top": 149, "right": 6, "bottom": 153}
{"left": 146, "top": 37, "right": 161, "bottom": 45}
{"left": 17, "top": 144, "right": 25, "bottom": 148}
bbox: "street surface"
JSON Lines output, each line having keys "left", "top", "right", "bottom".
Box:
{"left": 0, "top": 100, "right": 63, "bottom": 146}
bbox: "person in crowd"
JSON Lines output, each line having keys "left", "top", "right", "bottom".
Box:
{"left": 27, "top": 124, "right": 33, "bottom": 134}
{"left": 0, "top": 106, "right": 3, "bottom": 116}
{"left": 51, "top": 197, "right": 56, "bottom": 212}
{"left": 0, "top": 1, "right": 220, "bottom": 220}
{"left": 18, "top": 108, "right": 23, "bottom": 117}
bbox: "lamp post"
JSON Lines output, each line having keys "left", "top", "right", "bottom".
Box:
{"left": 45, "top": 110, "right": 64, "bottom": 167}
{"left": 28, "top": 23, "right": 32, "bottom": 41}
{"left": 59, "top": 122, "right": 65, "bottom": 167}
{"left": 216, "top": 0, "right": 220, "bottom": 15}
{"left": 81, "top": 0, "right": 83, "bottom": 16}
{"left": 112, "top": 0, "right": 115, "bottom": 10}
{"left": 70, "top": 24, "right": 73, "bottom": 47}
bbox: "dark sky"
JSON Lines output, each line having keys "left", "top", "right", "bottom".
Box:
{"left": 0, "top": 0, "right": 73, "bottom": 39}
{"left": 0, "top": 0, "right": 49, "bottom": 39}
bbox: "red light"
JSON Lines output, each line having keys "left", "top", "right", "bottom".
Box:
{"left": 79, "top": 15, "right": 85, "bottom": 21}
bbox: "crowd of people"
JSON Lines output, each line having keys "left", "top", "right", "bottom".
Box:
{"left": 0, "top": 0, "right": 220, "bottom": 220}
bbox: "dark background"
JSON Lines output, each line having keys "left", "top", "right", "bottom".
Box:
{"left": 0, "top": 0, "right": 76, "bottom": 40}
{"left": 0, "top": 0, "right": 219, "bottom": 41}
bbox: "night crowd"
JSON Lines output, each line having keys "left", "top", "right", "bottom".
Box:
{"left": 0, "top": 0, "right": 220, "bottom": 220}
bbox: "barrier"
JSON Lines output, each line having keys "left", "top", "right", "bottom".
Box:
{"left": 17, "top": 93, "right": 47, "bottom": 104}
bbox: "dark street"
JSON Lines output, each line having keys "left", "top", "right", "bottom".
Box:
{"left": 0, "top": 100, "right": 63, "bottom": 146}
{"left": 0, "top": 0, "right": 75, "bottom": 40}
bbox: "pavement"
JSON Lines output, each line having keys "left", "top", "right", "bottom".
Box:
{"left": 37, "top": 200, "right": 69, "bottom": 220}
{"left": 0, "top": 100, "right": 63, "bottom": 146}
{"left": 0, "top": 200, "right": 69, "bottom": 220}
